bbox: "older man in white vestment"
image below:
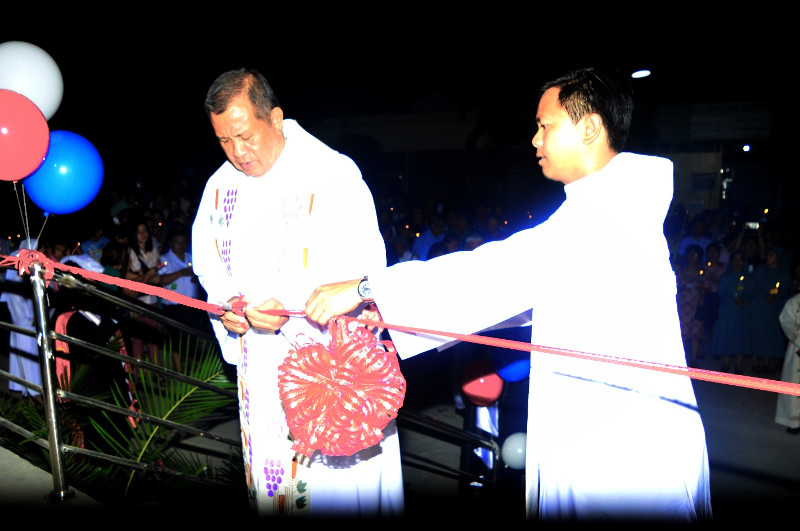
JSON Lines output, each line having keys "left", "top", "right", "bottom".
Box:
{"left": 305, "top": 68, "right": 713, "bottom": 523}
{"left": 192, "top": 68, "right": 403, "bottom": 518}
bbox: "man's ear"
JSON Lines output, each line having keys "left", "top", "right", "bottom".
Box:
{"left": 581, "top": 113, "right": 604, "bottom": 145}
{"left": 270, "top": 106, "right": 284, "bottom": 129}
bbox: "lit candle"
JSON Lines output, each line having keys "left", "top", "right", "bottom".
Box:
{"left": 770, "top": 281, "right": 780, "bottom": 296}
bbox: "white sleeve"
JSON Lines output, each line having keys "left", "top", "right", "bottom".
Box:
{"left": 191, "top": 173, "right": 241, "bottom": 365}
{"left": 191, "top": 174, "right": 237, "bottom": 304}
{"left": 370, "top": 228, "right": 539, "bottom": 359}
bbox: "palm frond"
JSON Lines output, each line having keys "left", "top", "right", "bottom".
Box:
{"left": 1, "top": 328, "right": 240, "bottom": 508}
{"left": 82, "top": 331, "right": 237, "bottom": 498}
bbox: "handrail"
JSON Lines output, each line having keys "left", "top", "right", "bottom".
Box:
{"left": 0, "top": 416, "right": 232, "bottom": 487}
{"left": 51, "top": 332, "right": 237, "bottom": 399}
{"left": 1, "top": 263, "right": 240, "bottom": 503}
{"left": 50, "top": 269, "right": 215, "bottom": 340}
{"left": 30, "top": 262, "right": 74, "bottom": 501}
{"left": 1, "top": 263, "right": 501, "bottom": 503}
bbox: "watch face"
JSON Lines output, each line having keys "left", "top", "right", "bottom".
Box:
{"left": 358, "top": 278, "right": 372, "bottom": 299}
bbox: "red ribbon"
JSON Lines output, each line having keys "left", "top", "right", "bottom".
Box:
{"left": 342, "top": 316, "right": 800, "bottom": 398}
{"left": 4, "top": 251, "right": 800, "bottom": 397}
{"left": 1, "top": 250, "right": 231, "bottom": 315}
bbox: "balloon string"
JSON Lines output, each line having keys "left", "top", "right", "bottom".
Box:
{"left": 33, "top": 217, "right": 47, "bottom": 252}
{"left": 12, "top": 181, "right": 30, "bottom": 246}
{"left": 11, "top": 181, "right": 46, "bottom": 250}
{"left": 5, "top": 251, "right": 800, "bottom": 398}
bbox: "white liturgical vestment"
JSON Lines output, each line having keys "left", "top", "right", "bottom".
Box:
{"left": 369, "top": 153, "right": 713, "bottom": 522}
{"left": 193, "top": 120, "right": 403, "bottom": 518}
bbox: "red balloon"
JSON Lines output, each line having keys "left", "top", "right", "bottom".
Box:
{"left": 0, "top": 89, "right": 49, "bottom": 182}
{"left": 460, "top": 358, "right": 504, "bottom": 407}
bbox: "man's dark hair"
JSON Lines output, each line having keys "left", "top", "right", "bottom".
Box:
{"left": 542, "top": 67, "right": 633, "bottom": 152}
{"left": 205, "top": 68, "right": 280, "bottom": 121}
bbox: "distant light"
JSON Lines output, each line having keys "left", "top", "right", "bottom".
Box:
{"left": 631, "top": 69, "right": 651, "bottom": 79}
{"left": 742, "top": 144, "right": 751, "bottom": 152}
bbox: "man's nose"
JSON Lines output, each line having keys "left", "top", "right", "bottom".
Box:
{"left": 531, "top": 130, "right": 542, "bottom": 148}
{"left": 231, "top": 138, "right": 247, "bottom": 157}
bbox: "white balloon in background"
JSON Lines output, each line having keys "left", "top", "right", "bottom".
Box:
{"left": 501, "top": 432, "right": 526, "bottom": 470}
{"left": 0, "top": 41, "right": 64, "bottom": 120}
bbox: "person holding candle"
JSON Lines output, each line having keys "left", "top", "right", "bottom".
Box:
{"left": 675, "top": 244, "right": 706, "bottom": 366}
{"left": 710, "top": 249, "right": 754, "bottom": 373}
{"left": 749, "top": 246, "right": 792, "bottom": 374}
{"left": 158, "top": 225, "right": 206, "bottom": 332}
{"left": 696, "top": 241, "right": 726, "bottom": 343}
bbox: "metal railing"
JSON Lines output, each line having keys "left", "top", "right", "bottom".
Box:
{"left": 0, "top": 262, "right": 499, "bottom": 506}
{"left": 1, "top": 265, "right": 241, "bottom": 502}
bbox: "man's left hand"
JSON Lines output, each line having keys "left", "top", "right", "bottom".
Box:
{"left": 305, "top": 279, "right": 363, "bottom": 325}
{"left": 245, "top": 297, "right": 290, "bottom": 331}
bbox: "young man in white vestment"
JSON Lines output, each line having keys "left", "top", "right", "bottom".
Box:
{"left": 304, "top": 67, "right": 713, "bottom": 523}
{"left": 192, "top": 68, "right": 404, "bottom": 519}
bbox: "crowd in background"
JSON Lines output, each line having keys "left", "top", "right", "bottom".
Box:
{"left": 666, "top": 205, "right": 800, "bottom": 376}
{"left": 3, "top": 176, "right": 800, "bottom": 384}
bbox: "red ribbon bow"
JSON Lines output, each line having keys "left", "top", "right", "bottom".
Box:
{"left": 278, "top": 318, "right": 406, "bottom": 457}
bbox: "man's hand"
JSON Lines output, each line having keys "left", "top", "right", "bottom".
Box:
{"left": 305, "top": 278, "right": 363, "bottom": 325}
{"left": 245, "top": 298, "right": 290, "bottom": 331}
{"left": 358, "top": 304, "right": 385, "bottom": 335}
{"left": 221, "top": 296, "right": 250, "bottom": 335}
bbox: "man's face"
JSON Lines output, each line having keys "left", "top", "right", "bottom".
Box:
{"left": 171, "top": 236, "right": 187, "bottom": 255}
{"left": 531, "top": 87, "right": 586, "bottom": 184}
{"left": 210, "top": 94, "right": 285, "bottom": 177}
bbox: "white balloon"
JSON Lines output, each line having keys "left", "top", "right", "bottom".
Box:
{"left": 501, "top": 432, "right": 526, "bottom": 470}
{"left": 0, "top": 41, "right": 63, "bottom": 120}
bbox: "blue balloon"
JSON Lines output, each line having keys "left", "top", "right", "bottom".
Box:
{"left": 491, "top": 349, "right": 531, "bottom": 382}
{"left": 23, "top": 130, "right": 103, "bottom": 215}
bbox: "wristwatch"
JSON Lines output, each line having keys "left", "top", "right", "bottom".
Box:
{"left": 357, "top": 276, "right": 374, "bottom": 302}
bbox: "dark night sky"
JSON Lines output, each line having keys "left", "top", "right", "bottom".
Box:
{"left": 1, "top": 11, "right": 787, "bottom": 240}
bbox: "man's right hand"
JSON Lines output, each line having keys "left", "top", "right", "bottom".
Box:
{"left": 305, "top": 278, "right": 363, "bottom": 325}
{"left": 221, "top": 295, "right": 250, "bottom": 335}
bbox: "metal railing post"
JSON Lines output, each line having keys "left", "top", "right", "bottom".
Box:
{"left": 30, "top": 261, "right": 75, "bottom": 501}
